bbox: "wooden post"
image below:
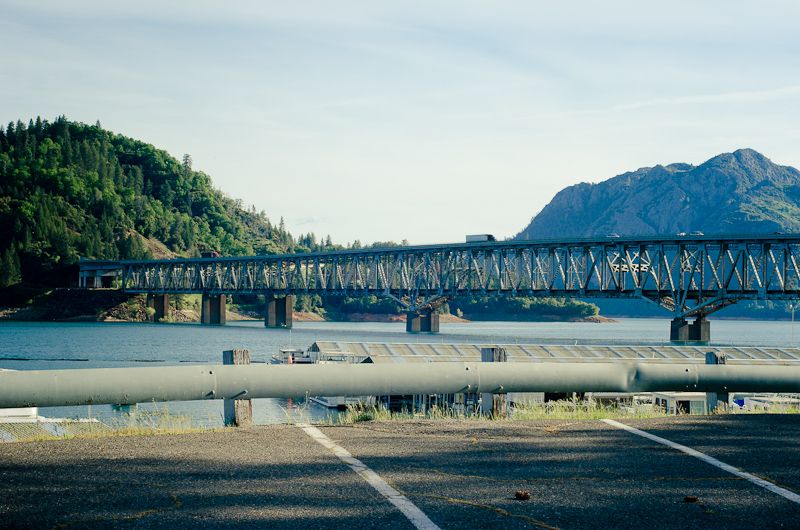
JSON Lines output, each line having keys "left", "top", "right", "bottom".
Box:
{"left": 480, "top": 347, "right": 507, "bottom": 417}
{"left": 706, "top": 351, "right": 728, "bottom": 413}
{"left": 223, "top": 349, "right": 253, "bottom": 427}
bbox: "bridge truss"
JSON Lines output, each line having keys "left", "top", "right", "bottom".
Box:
{"left": 81, "top": 235, "right": 800, "bottom": 319}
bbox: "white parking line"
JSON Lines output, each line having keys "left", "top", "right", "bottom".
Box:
{"left": 602, "top": 418, "right": 800, "bottom": 505}
{"left": 298, "top": 423, "right": 441, "bottom": 530}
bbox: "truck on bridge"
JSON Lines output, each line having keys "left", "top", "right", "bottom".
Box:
{"left": 466, "top": 234, "right": 496, "bottom": 243}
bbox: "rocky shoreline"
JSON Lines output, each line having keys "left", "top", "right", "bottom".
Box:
{"left": 0, "top": 288, "right": 615, "bottom": 324}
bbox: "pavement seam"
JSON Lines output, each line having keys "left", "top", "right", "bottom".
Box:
{"left": 602, "top": 418, "right": 800, "bottom": 505}
{"left": 297, "top": 423, "right": 441, "bottom": 530}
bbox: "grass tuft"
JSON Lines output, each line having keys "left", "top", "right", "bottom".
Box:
{"left": 332, "top": 403, "right": 501, "bottom": 425}
{"left": 3, "top": 403, "right": 229, "bottom": 443}
{"left": 512, "top": 400, "right": 667, "bottom": 420}
{"left": 330, "top": 400, "right": 670, "bottom": 424}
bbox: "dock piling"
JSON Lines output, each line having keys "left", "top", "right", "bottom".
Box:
{"left": 223, "top": 349, "right": 253, "bottom": 427}
{"left": 481, "top": 347, "right": 507, "bottom": 417}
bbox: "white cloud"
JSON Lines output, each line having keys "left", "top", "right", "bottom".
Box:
{"left": 609, "top": 86, "right": 800, "bottom": 112}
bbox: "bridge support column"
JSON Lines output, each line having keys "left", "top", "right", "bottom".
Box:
{"left": 690, "top": 316, "right": 710, "bottom": 343}
{"left": 670, "top": 318, "right": 689, "bottom": 342}
{"left": 670, "top": 316, "right": 710, "bottom": 343}
{"left": 201, "top": 294, "right": 226, "bottom": 325}
{"left": 406, "top": 309, "right": 440, "bottom": 333}
{"left": 146, "top": 294, "right": 170, "bottom": 322}
{"left": 265, "top": 295, "right": 293, "bottom": 329}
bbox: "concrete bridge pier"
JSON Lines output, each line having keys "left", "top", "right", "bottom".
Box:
{"left": 201, "top": 294, "right": 226, "bottom": 325}
{"left": 406, "top": 309, "right": 440, "bottom": 333}
{"left": 670, "top": 316, "right": 710, "bottom": 343}
{"left": 265, "top": 295, "right": 294, "bottom": 329}
{"left": 146, "top": 294, "right": 170, "bottom": 322}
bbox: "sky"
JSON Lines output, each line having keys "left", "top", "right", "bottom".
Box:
{"left": 2, "top": 1, "right": 800, "bottom": 245}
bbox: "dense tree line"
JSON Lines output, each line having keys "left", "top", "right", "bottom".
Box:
{"left": 448, "top": 295, "right": 598, "bottom": 320}
{"left": 0, "top": 117, "right": 317, "bottom": 287}
{"left": 289, "top": 292, "right": 598, "bottom": 321}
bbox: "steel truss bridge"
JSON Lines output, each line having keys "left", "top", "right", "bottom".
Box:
{"left": 80, "top": 234, "right": 800, "bottom": 321}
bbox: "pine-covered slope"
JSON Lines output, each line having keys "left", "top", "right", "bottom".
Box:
{"left": 0, "top": 117, "right": 301, "bottom": 287}
{"left": 516, "top": 149, "right": 800, "bottom": 240}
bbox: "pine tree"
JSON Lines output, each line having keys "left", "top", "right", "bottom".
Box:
{"left": 0, "top": 116, "right": 311, "bottom": 286}
{"left": 0, "top": 245, "right": 21, "bottom": 287}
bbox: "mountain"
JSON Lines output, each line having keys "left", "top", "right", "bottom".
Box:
{"left": 516, "top": 149, "right": 800, "bottom": 240}
{"left": 0, "top": 117, "right": 316, "bottom": 287}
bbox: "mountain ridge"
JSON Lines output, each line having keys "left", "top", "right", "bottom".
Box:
{"left": 516, "top": 149, "right": 800, "bottom": 240}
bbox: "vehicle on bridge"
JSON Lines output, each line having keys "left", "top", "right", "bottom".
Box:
{"left": 465, "top": 234, "right": 496, "bottom": 243}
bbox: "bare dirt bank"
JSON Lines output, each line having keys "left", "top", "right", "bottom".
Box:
{"left": 0, "top": 289, "right": 614, "bottom": 324}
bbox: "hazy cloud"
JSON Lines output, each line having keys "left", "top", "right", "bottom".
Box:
{"left": 2, "top": 1, "right": 799, "bottom": 244}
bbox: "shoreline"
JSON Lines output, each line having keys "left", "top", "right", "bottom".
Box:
{"left": 5, "top": 288, "right": 795, "bottom": 324}
{"left": 0, "top": 306, "right": 615, "bottom": 325}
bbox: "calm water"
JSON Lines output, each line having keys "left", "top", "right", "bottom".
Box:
{"left": 1, "top": 318, "right": 798, "bottom": 425}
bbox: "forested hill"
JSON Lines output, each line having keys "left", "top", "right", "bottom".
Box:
{"left": 0, "top": 116, "right": 600, "bottom": 322}
{"left": 0, "top": 117, "right": 322, "bottom": 287}
{"left": 516, "top": 149, "right": 800, "bottom": 240}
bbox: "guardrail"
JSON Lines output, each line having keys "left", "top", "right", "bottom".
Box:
{"left": 1, "top": 362, "right": 799, "bottom": 408}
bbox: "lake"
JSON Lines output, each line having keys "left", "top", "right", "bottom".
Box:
{"left": 1, "top": 318, "right": 798, "bottom": 425}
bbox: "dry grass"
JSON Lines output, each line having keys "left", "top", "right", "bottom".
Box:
{"left": 512, "top": 401, "right": 668, "bottom": 420}
{"left": 331, "top": 400, "right": 671, "bottom": 424}
{"left": 3, "top": 404, "right": 229, "bottom": 443}
{"left": 10, "top": 425, "right": 221, "bottom": 444}
{"left": 331, "top": 403, "right": 482, "bottom": 425}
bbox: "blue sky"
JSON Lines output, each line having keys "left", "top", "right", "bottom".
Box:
{"left": 2, "top": 1, "right": 800, "bottom": 244}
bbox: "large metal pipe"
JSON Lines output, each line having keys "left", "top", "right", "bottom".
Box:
{"left": 1, "top": 362, "right": 799, "bottom": 408}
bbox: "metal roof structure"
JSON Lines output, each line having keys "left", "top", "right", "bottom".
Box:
{"left": 309, "top": 341, "right": 800, "bottom": 364}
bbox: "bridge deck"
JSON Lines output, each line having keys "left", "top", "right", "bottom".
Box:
{"left": 78, "top": 234, "right": 800, "bottom": 319}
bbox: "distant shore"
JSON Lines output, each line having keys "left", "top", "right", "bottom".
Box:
{"left": 0, "top": 287, "right": 618, "bottom": 324}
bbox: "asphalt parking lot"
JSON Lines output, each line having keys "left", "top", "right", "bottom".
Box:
{"left": 1, "top": 415, "right": 799, "bottom": 529}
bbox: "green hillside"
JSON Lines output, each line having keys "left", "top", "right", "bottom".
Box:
{"left": 0, "top": 117, "right": 309, "bottom": 287}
